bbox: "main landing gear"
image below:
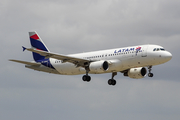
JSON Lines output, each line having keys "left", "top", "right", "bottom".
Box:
{"left": 148, "top": 66, "right": 154, "bottom": 77}
{"left": 108, "top": 72, "right": 117, "bottom": 86}
{"left": 82, "top": 70, "right": 117, "bottom": 86}
{"left": 82, "top": 70, "right": 91, "bottom": 82}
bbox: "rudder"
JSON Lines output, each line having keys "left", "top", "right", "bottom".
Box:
{"left": 29, "top": 31, "right": 50, "bottom": 62}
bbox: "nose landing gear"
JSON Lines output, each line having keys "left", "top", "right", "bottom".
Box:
{"left": 148, "top": 66, "right": 154, "bottom": 77}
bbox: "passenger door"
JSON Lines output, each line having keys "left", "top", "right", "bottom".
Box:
{"left": 141, "top": 46, "right": 148, "bottom": 57}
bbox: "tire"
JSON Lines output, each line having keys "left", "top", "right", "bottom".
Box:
{"left": 148, "top": 73, "right": 153, "bottom": 77}
{"left": 86, "top": 76, "right": 91, "bottom": 82}
{"left": 82, "top": 75, "right": 91, "bottom": 82}
{"left": 112, "top": 80, "right": 116, "bottom": 86}
{"left": 108, "top": 79, "right": 112, "bottom": 85}
{"left": 82, "top": 75, "right": 87, "bottom": 81}
{"left": 108, "top": 79, "right": 116, "bottom": 86}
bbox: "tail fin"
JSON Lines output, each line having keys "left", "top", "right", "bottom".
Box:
{"left": 29, "top": 31, "right": 49, "bottom": 62}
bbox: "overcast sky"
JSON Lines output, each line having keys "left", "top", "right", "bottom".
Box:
{"left": 1, "top": 0, "right": 180, "bottom": 120}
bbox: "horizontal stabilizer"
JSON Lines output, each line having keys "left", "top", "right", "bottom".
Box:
{"left": 9, "top": 59, "right": 40, "bottom": 66}
{"left": 22, "top": 46, "right": 27, "bottom": 51}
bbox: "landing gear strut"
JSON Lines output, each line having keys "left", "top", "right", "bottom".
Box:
{"left": 108, "top": 72, "right": 117, "bottom": 86}
{"left": 148, "top": 66, "right": 153, "bottom": 77}
{"left": 82, "top": 67, "right": 91, "bottom": 82}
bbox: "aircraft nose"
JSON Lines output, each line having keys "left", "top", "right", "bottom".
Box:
{"left": 165, "top": 51, "right": 172, "bottom": 61}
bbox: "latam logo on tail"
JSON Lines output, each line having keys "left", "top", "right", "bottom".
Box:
{"left": 30, "top": 34, "right": 40, "bottom": 40}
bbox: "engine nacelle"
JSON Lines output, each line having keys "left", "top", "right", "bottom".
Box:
{"left": 89, "top": 61, "right": 109, "bottom": 73}
{"left": 107, "top": 59, "right": 122, "bottom": 71}
{"left": 126, "top": 67, "right": 147, "bottom": 79}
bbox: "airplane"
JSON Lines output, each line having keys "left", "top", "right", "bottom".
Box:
{"left": 10, "top": 31, "right": 172, "bottom": 86}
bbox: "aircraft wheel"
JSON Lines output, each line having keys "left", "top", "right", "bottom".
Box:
{"left": 82, "top": 75, "right": 86, "bottom": 81}
{"left": 108, "top": 79, "right": 112, "bottom": 85}
{"left": 148, "top": 73, "right": 153, "bottom": 77}
{"left": 112, "top": 80, "right": 116, "bottom": 86}
{"left": 82, "top": 75, "right": 91, "bottom": 82}
{"left": 108, "top": 79, "right": 116, "bottom": 86}
{"left": 86, "top": 76, "right": 91, "bottom": 82}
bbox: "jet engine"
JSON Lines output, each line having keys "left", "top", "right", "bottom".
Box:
{"left": 89, "top": 61, "right": 109, "bottom": 73}
{"left": 124, "top": 67, "right": 147, "bottom": 79}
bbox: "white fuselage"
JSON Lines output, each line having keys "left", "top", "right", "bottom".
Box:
{"left": 50, "top": 44, "right": 172, "bottom": 75}
{"left": 10, "top": 31, "right": 173, "bottom": 85}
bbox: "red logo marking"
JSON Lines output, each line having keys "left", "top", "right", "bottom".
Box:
{"left": 30, "top": 34, "right": 39, "bottom": 40}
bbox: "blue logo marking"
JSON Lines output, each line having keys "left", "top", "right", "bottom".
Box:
{"left": 114, "top": 47, "right": 135, "bottom": 53}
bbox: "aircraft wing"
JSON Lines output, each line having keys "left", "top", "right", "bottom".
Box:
{"left": 23, "top": 47, "right": 90, "bottom": 67}
{"left": 9, "top": 59, "right": 41, "bottom": 66}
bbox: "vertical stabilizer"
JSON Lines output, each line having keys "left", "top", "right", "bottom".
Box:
{"left": 29, "top": 31, "right": 49, "bottom": 62}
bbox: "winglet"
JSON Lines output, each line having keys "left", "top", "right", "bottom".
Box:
{"left": 22, "top": 46, "right": 27, "bottom": 51}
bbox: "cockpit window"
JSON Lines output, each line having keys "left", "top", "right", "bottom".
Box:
{"left": 160, "top": 48, "right": 165, "bottom": 51}
{"left": 153, "top": 48, "right": 165, "bottom": 51}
